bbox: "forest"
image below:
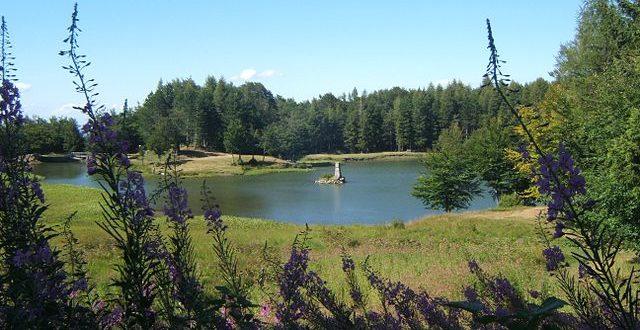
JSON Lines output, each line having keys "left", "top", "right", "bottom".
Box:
{"left": 101, "top": 77, "right": 550, "bottom": 160}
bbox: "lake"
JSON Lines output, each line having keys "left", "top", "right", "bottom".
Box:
{"left": 34, "top": 161, "right": 495, "bottom": 225}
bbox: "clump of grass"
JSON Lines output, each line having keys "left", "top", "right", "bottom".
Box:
{"left": 387, "top": 219, "right": 405, "bottom": 229}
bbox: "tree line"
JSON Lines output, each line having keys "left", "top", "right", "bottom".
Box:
{"left": 22, "top": 116, "right": 84, "bottom": 154}
{"left": 111, "top": 76, "right": 549, "bottom": 161}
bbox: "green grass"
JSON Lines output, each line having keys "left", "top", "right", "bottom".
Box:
{"left": 42, "top": 183, "right": 590, "bottom": 303}
{"left": 300, "top": 151, "right": 427, "bottom": 163}
{"left": 130, "top": 150, "right": 311, "bottom": 177}
{"left": 129, "top": 151, "right": 423, "bottom": 177}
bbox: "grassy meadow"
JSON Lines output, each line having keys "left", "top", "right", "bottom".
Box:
{"left": 43, "top": 183, "right": 585, "bottom": 305}
{"left": 300, "top": 151, "right": 426, "bottom": 163}
{"left": 129, "top": 150, "right": 311, "bottom": 177}
{"left": 127, "top": 150, "right": 426, "bottom": 178}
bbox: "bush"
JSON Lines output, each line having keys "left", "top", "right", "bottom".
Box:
{"left": 387, "top": 218, "right": 406, "bottom": 229}
{"left": 497, "top": 193, "right": 521, "bottom": 209}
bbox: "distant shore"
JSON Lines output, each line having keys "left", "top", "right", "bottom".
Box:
{"left": 130, "top": 150, "right": 426, "bottom": 177}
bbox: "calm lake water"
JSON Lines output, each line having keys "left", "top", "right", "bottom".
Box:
{"left": 34, "top": 161, "right": 495, "bottom": 224}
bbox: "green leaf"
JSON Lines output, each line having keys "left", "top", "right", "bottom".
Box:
{"left": 531, "top": 297, "right": 567, "bottom": 316}
{"left": 445, "top": 300, "right": 486, "bottom": 313}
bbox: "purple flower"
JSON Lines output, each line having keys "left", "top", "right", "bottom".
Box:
{"left": 35, "top": 244, "right": 52, "bottom": 262}
{"left": 73, "top": 277, "right": 88, "bottom": 291}
{"left": 92, "top": 300, "right": 106, "bottom": 312}
{"left": 578, "top": 264, "right": 588, "bottom": 279}
{"left": 468, "top": 260, "right": 481, "bottom": 274}
{"left": 518, "top": 144, "right": 531, "bottom": 161}
{"left": 31, "top": 181, "right": 45, "bottom": 203}
{"left": 0, "top": 81, "right": 24, "bottom": 126}
{"left": 529, "top": 290, "right": 540, "bottom": 299}
{"left": 142, "top": 282, "right": 156, "bottom": 298}
{"left": 553, "top": 222, "right": 565, "bottom": 238}
{"left": 495, "top": 307, "right": 509, "bottom": 318}
{"left": 543, "top": 246, "right": 565, "bottom": 271}
{"left": 86, "top": 154, "right": 97, "bottom": 175}
{"left": 464, "top": 286, "right": 478, "bottom": 302}
{"left": 350, "top": 289, "right": 363, "bottom": 304}
{"left": 260, "top": 304, "right": 271, "bottom": 317}
{"left": 492, "top": 277, "right": 517, "bottom": 302}
{"left": 164, "top": 186, "right": 192, "bottom": 225}
{"left": 205, "top": 205, "right": 226, "bottom": 231}
{"left": 167, "top": 257, "right": 180, "bottom": 281}
{"left": 535, "top": 144, "right": 588, "bottom": 223}
{"left": 69, "top": 277, "right": 89, "bottom": 299}
{"left": 12, "top": 248, "right": 31, "bottom": 267}
{"left": 102, "top": 306, "right": 123, "bottom": 328}
{"left": 118, "top": 153, "right": 130, "bottom": 167}
{"left": 120, "top": 171, "right": 154, "bottom": 224}
{"left": 341, "top": 256, "right": 355, "bottom": 272}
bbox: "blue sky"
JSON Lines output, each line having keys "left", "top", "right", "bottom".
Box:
{"left": 3, "top": 1, "right": 583, "bottom": 123}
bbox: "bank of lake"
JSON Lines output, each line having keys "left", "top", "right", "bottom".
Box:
{"left": 42, "top": 183, "right": 572, "bottom": 302}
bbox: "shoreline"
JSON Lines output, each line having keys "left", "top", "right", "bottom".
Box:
{"left": 128, "top": 150, "right": 426, "bottom": 178}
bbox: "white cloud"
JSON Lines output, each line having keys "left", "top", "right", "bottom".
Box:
{"left": 257, "top": 69, "right": 278, "bottom": 78}
{"left": 46, "top": 103, "right": 88, "bottom": 124}
{"left": 232, "top": 68, "right": 281, "bottom": 81}
{"left": 15, "top": 82, "right": 32, "bottom": 91}
{"left": 240, "top": 68, "right": 257, "bottom": 80}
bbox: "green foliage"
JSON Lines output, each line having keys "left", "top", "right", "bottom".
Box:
{"left": 124, "top": 68, "right": 549, "bottom": 161}
{"left": 22, "top": 116, "right": 84, "bottom": 154}
{"left": 112, "top": 99, "right": 143, "bottom": 152}
{"left": 539, "top": 0, "right": 640, "bottom": 251}
{"left": 496, "top": 193, "right": 522, "bottom": 209}
{"left": 465, "top": 117, "right": 529, "bottom": 202}
{"left": 412, "top": 124, "right": 481, "bottom": 212}
{"left": 223, "top": 118, "right": 247, "bottom": 163}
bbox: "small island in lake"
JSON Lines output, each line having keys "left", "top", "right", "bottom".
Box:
{"left": 315, "top": 162, "right": 346, "bottom": 184}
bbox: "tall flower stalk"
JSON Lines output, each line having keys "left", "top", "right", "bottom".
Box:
{"left": 0, "top": 16, "right": 82, "bottom": 328}
{"left": 154, "top": 154, "right": 217, "bottom": 328}
{"left": 60, "top": 4, "right": 159, "bottom": 328}
{"left": 486, "top": 19, "right": 639, "bottom": 328}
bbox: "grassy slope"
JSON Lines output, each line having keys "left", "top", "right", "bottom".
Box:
{"left": 42, "top": 183, "right": 573, "bottom": 302}
{"left": 129, "top": 151, "right": 425, "bottom": 177}
{"left": 300, "top": 151, "right": 427, "bottom": 163}
{"left": 130, "top": 151, "right": 310, "bottom": 177}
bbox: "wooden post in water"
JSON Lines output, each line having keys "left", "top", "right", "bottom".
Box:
{"left": 334, "top": 162, "right": 342, "bottom": 180}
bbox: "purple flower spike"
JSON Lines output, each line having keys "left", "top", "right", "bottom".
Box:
{"left": 31, "top": 181, "right": 45, "bottom": 203}
{"left": 518, "top": 144, "right": 531, "bottom": 161}
{"left": 468, "top": 260, "right": 481, "bottom": 274}
{"left": 103, "top": 307, "right": 123, "bottom": 328}
{"left": 553, "top": 222, "right": 565, "bottom": 238}
{"left": 0, "top": 81, "right": 24, "bottom": 125}
{"left": 578, "top": 264, "right": 588, "bottom": 279}
{"left": 86, "top": 154, "right": 97, "bottom": 175}
{"left": 12, "top": 248, "right": 31, "bottom": 267}
{"left": 464, "top": 286, "right": 478, "bottom": 302}
{"left": 542, "top": 246, "right": 565, "bottom": 271}
{"left": 164, "top": 186, "right": 192, "bottom": 225}
{"left": 341, "top": 256, "right": 355, "bottom": 272}
{"left": 529, "top": 290, "right": 540, "bottom": 299}
{"left": 204, "top": 205, "right": 226, "bottom": 231}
